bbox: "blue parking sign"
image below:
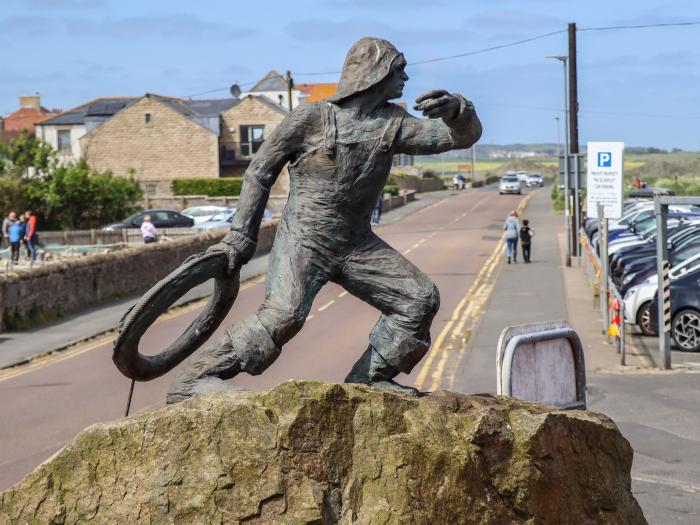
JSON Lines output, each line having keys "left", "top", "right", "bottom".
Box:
{"left": 598, "top": 152, "right": 612, "bottom": 167}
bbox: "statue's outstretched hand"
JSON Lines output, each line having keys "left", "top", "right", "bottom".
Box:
{"left": 414, "top": 90, "right": 473, "bottom": 121}
{"left": 206, "top": 241, "right": 244, "bottom": 276}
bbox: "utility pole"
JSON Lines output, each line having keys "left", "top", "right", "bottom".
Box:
{"left": 285, "top": 70, "right": 294, "bottom": 112}
{"left": 470, "top": 144, "right": 476, "bottom": 182}
{"left": 555, "top": 116, "right": 561, "bottom": 159}
{"left": 568, "top": 22, "right": 580, "bottom": 258}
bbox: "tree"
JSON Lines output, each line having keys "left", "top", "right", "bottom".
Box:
{"left": 25, "top": 159, "right": 143, "bottom": 229}
{"left": 0, "top": 130, "right": 55, "bottom": 177}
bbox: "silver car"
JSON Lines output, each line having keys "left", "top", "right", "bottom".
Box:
{"left": 499, "top": 176, "right": 521, "bottom": 195}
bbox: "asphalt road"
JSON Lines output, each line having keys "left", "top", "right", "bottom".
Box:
{"left": 0, "top": 185, "right": 528, "bottom": 491}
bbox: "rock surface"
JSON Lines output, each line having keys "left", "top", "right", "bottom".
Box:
{"left": 1, "top": 381, "right": 646, "bottom": 524}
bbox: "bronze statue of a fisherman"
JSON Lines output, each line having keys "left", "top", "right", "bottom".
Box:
{"left": 113, "top": 37, "right": 482, "bottom": 402}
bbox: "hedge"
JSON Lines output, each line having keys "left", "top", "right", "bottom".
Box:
{"left": 171, "top": 178, "right": 244, "bottom": 197}
{"left": 383, "top": 184, "right": 400, "bottom": 196}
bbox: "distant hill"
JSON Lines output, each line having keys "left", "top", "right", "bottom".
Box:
{"left": 422, "top": 144, "right": 688, "bottom": 161}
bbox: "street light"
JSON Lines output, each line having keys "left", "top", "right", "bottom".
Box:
{"left": 547, "top": 54, "right": 571, "bottom": 267}
{"left": 555, "top": 116, "right": 561, "bottom": 159}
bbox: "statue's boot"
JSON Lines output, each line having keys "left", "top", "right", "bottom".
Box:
{"left": 166, "top": 336, "right": 245, "bottom": 404}
{"left": 344, "top": 345, "right": 421, "bottom": 396}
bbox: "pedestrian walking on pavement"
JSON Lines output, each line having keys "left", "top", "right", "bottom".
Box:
{"left": 8, "top": 219, "right": 22, "bottom": 263}
{"left": 503, "top": 210, "right": 520, "bottom": 264}
{"left": 141, "top": 215, "right": 158, "bottom": 244}
{"left": 2, "top": 211, "right": 17, "bottom": 250}
{"left": 371, "top": 195, "right": 383, "bottom": 226}
{"left": 18, "top": 216, "right": 29, "bottom": 259}
{"left": 520, "top": 219, "right": 534, "bottom": 263}
{"left": 24, "top": 211, "right": 38, "bottom": 262}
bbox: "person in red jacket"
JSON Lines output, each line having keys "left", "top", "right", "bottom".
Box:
{"left": 24, "top": 210, "right": 38, "bottom": 262}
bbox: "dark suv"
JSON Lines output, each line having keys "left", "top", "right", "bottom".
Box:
{"left": 103, "top": 209, "right": 194, "bottom": 230}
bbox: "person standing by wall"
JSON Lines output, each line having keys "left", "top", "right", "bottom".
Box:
{"left": 2, "top": 211, "right": 16, "bottom": 250}
{"left": 8, "top": 219, "right": 22, "bottom": 263}
{"left": 141, "top": 215, "right": 158, "bottom": 244}
{"left": 24, "top": 210, "right": 38, "bottom": 262}
{"left": 503, "top": 210, "right": 520, "bottom": 264}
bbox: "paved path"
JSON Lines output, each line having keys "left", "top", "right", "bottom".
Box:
{"left": 0, "top": 185, "right": 527, "bottom": 491}
{"left": 444, "top": 185, "right": 700, "bottom": 524}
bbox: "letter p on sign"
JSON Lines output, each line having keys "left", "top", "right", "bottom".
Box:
{"left": 598, "top": 152, "right": 612, "bottom": 167}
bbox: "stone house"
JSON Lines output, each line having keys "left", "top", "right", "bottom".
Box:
{"left": 36, "top": 97, "right": 136, "bottom": 162}
{"left": 77, "top": 93, "right": 288, "bottom": 195}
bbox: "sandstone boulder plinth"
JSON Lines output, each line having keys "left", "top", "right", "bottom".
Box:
{"left": 0, "top": 381, "right": 646, "bottom": 524}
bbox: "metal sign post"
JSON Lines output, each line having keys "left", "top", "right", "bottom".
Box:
{"left": 654, "top": 197, "right": 672, "bottom": 370}
{"left": 598, "top": 203, "right": 610, "bottom": 335}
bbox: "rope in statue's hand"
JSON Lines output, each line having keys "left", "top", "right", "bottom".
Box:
{"left": 112, "top": 243, "right": 242, "bottom": 383}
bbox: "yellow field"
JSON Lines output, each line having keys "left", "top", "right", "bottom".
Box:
{"left": 415, "top": 158, "right": 647, "bottom": 173}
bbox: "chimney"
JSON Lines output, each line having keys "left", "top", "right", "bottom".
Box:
{"left": 20, "top": 94, "right": 41, "bottom": 110}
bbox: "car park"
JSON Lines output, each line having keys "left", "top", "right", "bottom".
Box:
{"left": 498, "top": 175, "right": 521, "bottom": 195}
{"left": 181, "top": 206, "right": 231, "bottom": 225}
{"left": 650, "top": 258, "right": 700, "bottom": 351}
{"left": 194, "top": 208, "right": 273, "bottom": 230}
{"left": 102, "top": 209, "right": 194, "bottom": 230}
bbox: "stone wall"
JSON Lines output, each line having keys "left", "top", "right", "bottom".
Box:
{"left": 81, "top": 96, "right": 220, "bottom": 192}
{"left": 0, "top": 221, "right": 278, "bottom": 332}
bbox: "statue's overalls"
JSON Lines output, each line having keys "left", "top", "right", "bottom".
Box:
{"left": 169, "top": 102, "right": 439, "bottom": 397}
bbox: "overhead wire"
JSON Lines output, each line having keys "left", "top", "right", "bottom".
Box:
{"left": 184, "top": 20, "right": 700, "bottom": 99}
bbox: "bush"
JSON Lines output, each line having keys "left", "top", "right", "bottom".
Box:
{"left": 25, "top": 159, "right": 144, "bottom": 229}
{"left": 383, "top": 184, "right": 400, "bottom": 196}
{"left": 172, "top": 178, "right": 244, "bottom": 197}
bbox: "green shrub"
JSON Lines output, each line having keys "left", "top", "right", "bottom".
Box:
{"left": 171, "top": 178, "right": 244, "bottom": 197}
{"left": 383, "top": 184, "right": 400, "bottom": 196}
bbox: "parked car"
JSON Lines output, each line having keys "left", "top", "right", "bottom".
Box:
{"left": 526, "top": 173, "right": 544, "bottom": 187}
{"left": 194, "top": 208, "right": 273, "bottom": 230}
{"left": 102, "top": 209, "right": 194, "bottom": 230}
{"left": 650, "top": 259, "right": 700, "bottom": 351}
{"left": 498, "top": 176, "right": 521, "bottom": 195}
{"left": 181, "top": 206, "right": 231, "bottom": 225}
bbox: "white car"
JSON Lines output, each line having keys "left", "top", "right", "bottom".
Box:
{"left": 499, "top": 176, "right": 521, "bottom": 195}
{"left": 624, "top": 251, "right": 700, "bottom": 335}
{"left": 181, "top": 206, "right": 231, "bottom": 225}
{"left": 526, "top": 174, "right": 543, "bottom": 187}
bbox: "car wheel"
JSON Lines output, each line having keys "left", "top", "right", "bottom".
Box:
{"left": 636, "top": 301, "right": 656, "bottom": 336}
{"left": 671, "top": 308, "right": 700, "bottom": 352}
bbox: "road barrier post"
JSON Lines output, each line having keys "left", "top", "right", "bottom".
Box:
{"left": 598, "top": 204, "right": 610, "bottom": 335}
{"left": 654, "top": 197, "right": 672, "bottom": 370}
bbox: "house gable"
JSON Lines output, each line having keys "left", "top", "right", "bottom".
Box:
{"left": 81, "top": 95, "right": 220, "bottom": 186}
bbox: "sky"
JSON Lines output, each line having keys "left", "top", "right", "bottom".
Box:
{"left": 2, "top": 0, "right": 699, "bottom": 150}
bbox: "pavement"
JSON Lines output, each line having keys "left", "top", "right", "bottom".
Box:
{"left": 0, "top": 191, "right": 450, "bottom": 370}
{"left": 423, "top": 185, "right": 700, "bottom": 525}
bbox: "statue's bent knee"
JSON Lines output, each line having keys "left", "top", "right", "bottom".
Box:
{"left": 226, "top": 314, "right": 281, "bottom": 376}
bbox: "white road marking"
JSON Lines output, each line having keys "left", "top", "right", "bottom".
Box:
{"left": 318, "top": 300, "right": 335, "bottom": 312}
{"left": 338, "top": 291, "right": 348, "bottom": 298}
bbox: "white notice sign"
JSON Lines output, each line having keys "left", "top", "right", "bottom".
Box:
{"left": 587, "top": 142, "right": 624, "bottom": 219}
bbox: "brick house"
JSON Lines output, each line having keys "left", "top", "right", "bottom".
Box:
{"left": 1, "top": 94, "right": 59, "bottom": 145}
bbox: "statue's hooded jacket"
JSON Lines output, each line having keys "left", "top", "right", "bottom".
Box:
{"left": 327, "top": 37, "right": 404, "bottom": 103}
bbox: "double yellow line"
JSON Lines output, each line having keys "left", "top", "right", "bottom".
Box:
{"left": 414, "top": 191, "right": 536, "bottom": 392}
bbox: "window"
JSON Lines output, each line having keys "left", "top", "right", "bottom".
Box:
{"left": 240, "top": 125, "right": 264, "bottom": 157}
{"left": 57, "top": 130, "right": 71, "bottom": 152}
{"left": 145, "top": 113, "right": 151, "bottom": 124}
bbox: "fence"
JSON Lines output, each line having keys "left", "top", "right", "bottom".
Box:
{"left": 579, "top": 227, "right": 627, "bottom": 365}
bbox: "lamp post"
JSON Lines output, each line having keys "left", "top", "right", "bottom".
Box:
{"left": 555, "top": 116, "right": 561, "bottom": 159}
{"left": 547, "top": 55, "right": 571, "bottom": 267}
